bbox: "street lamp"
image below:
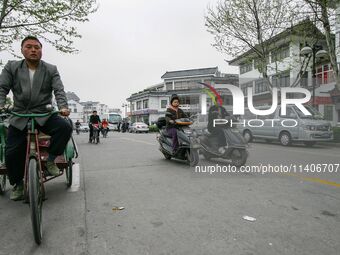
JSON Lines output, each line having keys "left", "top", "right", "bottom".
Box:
{"left": 300, "top": 44, "right": 328, "bottom": 107}
{"left": 122, "top": 103, "right": 128, "bottom": 118}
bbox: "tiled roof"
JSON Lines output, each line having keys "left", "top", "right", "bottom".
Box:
{"left": 161, "top": 67, "right": 218, "bottom": 79}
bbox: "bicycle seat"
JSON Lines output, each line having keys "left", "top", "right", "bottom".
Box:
{"left": 38, "top": 133, "right": 51, "bottom": 140}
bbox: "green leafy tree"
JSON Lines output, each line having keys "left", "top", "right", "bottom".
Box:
{"left": 205, "top": 0, "right": 324, "bottom": 90}
{"left": 0, "top": 0, "right": 98, "bottom": 60}
{"left": 302, "top": 0, "right": 340, "bottom": 89}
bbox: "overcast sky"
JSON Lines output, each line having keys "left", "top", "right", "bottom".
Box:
{"left": 1, "top": 0, "right": 239, "bottom": 110}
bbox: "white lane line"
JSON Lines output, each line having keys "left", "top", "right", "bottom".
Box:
{"left": 119, "top": 137, "right": 157, "bottom": 146}
{"left": 68, "top": 163, "right": 80, "bottom": 192}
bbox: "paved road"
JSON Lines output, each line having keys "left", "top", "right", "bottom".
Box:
{"left": 0, "top": 131, "right": 339, "bottom": 255}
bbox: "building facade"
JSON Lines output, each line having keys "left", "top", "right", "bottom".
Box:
{"left": 229, "top": 20, "right": 339, "bottom": 126}
{"left": 68, "top": 99, "right": 84, "bottom": 123}
{"left": 127, "top": 67, "right": 239, "bottom": 124}
{"left": 80, "top": 101, "right": 109, "bottom": 123}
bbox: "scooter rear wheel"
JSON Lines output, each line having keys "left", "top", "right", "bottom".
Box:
{"left": 186, "top": 149, "right": 199, "bottom": 166}
{"left": 231, "top": 149, "right": 247, "bottom": 167}
{"left": 201, "top": 150, "right": 213, "bottom": 161}
{"left": 162, "top": 152, "right": 172, "bottom": 160}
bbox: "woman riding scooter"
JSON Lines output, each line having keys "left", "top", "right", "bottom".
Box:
{"left": 165, "top": 94, "right": 187, "bottom": 153}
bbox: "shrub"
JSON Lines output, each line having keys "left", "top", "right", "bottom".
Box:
{"left": 149, "top": 124, "right": 159, "bottom": 133}
{"left": 333, "top": 127, "right": 340, "bottom": 142}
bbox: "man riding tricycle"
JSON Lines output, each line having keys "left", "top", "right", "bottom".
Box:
{"left": 0, "top": 35, "right": 78, "bottom": 244}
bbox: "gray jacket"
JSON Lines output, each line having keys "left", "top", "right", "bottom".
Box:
{"left": 0, "top": 60, "right": 68, "bottom": 130}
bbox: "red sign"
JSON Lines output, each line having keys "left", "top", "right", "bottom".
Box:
{"left": 312, "top": 96, "right": 333, "bottom": 105}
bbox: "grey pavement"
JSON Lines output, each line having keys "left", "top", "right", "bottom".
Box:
{"left": 0, "top": 131, "right": 339, "bottom": 255}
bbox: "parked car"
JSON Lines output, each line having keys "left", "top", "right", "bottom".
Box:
{"left": 79, "top": 123, "right": 89, "bottom": 132}
{"left": 129, "top": 122, "right": 149, "bottom": 133}
{"left": 107, "top": 123, "right": 116, "bottom": 131}
{"left": 237, "top": 105, "right": 333, "bottom": 147}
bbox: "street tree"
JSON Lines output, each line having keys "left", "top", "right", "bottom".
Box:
{"left": 205, "top": 0, "right": 318, "bottom": 91}
{"left": 302, "top": 0, "right": 340, "bottom": 89}
{"left": 0, "top": 0, "right": 98, "bottom": 61}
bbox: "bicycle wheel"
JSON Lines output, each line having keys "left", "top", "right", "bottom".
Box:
{"left": 66, "top": 160, "right": 73, "bottom": 187}
{"left": 0, "top": 174, "right": 6, "bottom": 195}
{"left": 28, "top": 158, "right": 43, "bottom": 245}
{"left": 95, "top": 130, "right": 99, "bottom": 144}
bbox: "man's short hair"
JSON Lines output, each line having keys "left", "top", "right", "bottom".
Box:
{"left": 21, "top": 36, "right": 42, "bottom": 48}
{"left": 93, "top": 110, "right": 97, "bottom": 113}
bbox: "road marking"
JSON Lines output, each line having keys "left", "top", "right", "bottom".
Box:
{"left": 251, "top": 143, "right": 339, "bottom": 158}
{"left": 119, "top": 137, "right": 157, "bottom": 146}
{"left": 286, "top": 173, "right": 340, "bottom": 188}
{"left": 68, "top": 163, "right": 80, "bottom": 192}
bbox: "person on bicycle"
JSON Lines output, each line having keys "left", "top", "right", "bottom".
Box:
{"left": 75, "top": 119, "right": 81, "bottom": 134}
{"left": 101, "top": 118, "right": 109, "bottom": 137}
{"left": 88, "top": 110, "right": 101, "bottom": 142}
{"left": 0, "top": 36, "right": 72, "bottom": 201}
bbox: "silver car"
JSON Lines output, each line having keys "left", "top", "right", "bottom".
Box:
{"left": 129, "top": 122, "right": 149, "bottom": 133}
{"left": 238, "top": 105, "right": 333, "bottom": 146}
{"left": 79, "top": 123, "right": 89, "bottom": 132}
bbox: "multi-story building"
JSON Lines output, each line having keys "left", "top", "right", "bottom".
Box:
{"left": 229, "top": 20, "right": 339, "bottom": 125}
{"left": 80, "top": 101, "right": 109, "bottom": 123}
{"left": 67, "top": 99, "right": 84, "bottom": 123}
{"left": 127, "top": 67, "right": 238, "bottom": 124}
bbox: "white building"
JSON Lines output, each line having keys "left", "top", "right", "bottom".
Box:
{"left": 68, "top": 99, "right": 84, "bottom": 123}
{"left": 81, "top": 101, "right": 109, "bottom": 123}
{"left": 229, "top": 20, "right": 339, "bottom": 125}
{"left": 127, "top": 67, "right": 239, "bottom": 124}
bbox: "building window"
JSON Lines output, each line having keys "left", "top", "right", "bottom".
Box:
{"left": 74, "top": 109, "right": 77, "bottom": 113}
{"left": 255, "top": 79, "right": 269, "bottom": 94}
{"left": 136, "top": 101, "right": 142, "bottom": 110}
{"left": 143, "top": 99, "right": 149, "bottom": 109}
{"left": 241, "top": 81, "right": 253, "bottom": 96}
{"left": 240, "top": 62, "right": 253, "bottom": 74}
{"left": 324, "top": 105, "right": 333, "bottom": 121}
{"left": 173, "top": 80, "right": 201, "bottom": 90}
{"left": 166, "top": 82, "right": 173, "bottom": 90}
{"left": 131, "top": 104, "right": 135, "bottom": 111}
{"left": 316, "top": 64, "right": 334, "bottom": 85}
{"left": 161, "top": 100, "right": 168, "bottom": 109}
{"left": 271, "top": 46, "right": 290, "bottom": 62}
{"left": 337, "top": 32, "right": 340, "bottom": 47}
{"left": 179, "top": 95, "right": 199, "bottom": 105}
{"left": 222, "top": 95, "right": 233, "bottom": 105}
{"left": 272, "top": 71, "right": 290, "bottom": 87}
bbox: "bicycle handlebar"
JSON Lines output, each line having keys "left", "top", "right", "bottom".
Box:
{"left": 9, "top": 111, "right": 60, "bottom": 118}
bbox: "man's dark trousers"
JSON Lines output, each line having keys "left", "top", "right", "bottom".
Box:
{"left": 5, "top": 114, "right": 73, "bottom": 186}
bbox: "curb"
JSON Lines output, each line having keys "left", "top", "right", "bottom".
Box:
{"left": 318, "top": 142, "right": 340, "bottom": 147}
